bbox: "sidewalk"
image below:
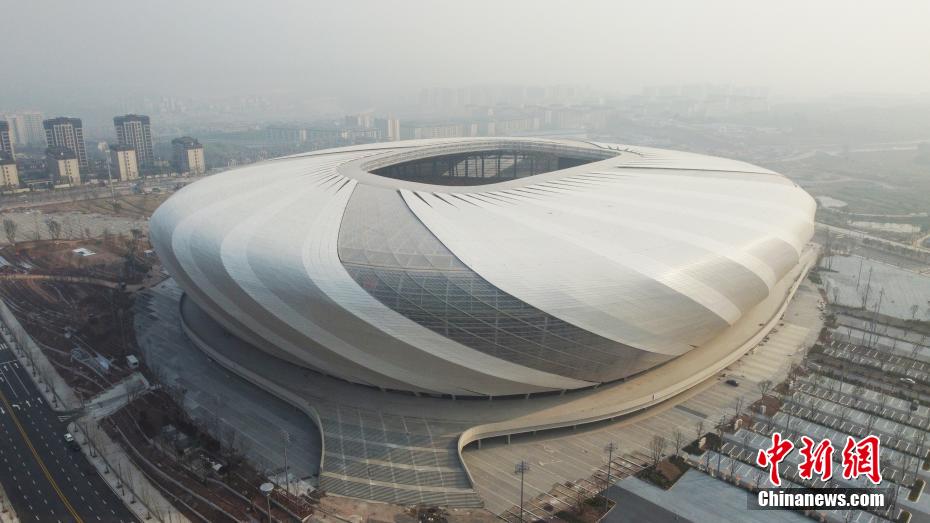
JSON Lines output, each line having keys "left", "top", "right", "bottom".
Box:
{"left": 0, "top": 299, "right": 80, "bottom": 411}
{"left": 70, "top": 418, "right": 191, "bottom": 523}
{"left": 0, "top": 298, "right": 187, "bottom": 523}
{"left": 0, "top": 480, "right": 19, "bottom": 523}
{"left": 85, "top": 372, "right": 151, "bottom": 420}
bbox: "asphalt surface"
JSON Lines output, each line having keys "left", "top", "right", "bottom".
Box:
{"left": 603, "top": 485, "right": 691, "bottom": 523}
{"left": 0, "top": 341, "right": 137, "bottom": 523}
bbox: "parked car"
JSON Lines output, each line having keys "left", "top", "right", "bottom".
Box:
{"left": 63, "top": 433, "right": 80, "bottom": 451}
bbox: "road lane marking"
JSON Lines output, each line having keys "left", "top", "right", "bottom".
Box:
{"left": 0, "top": 386, "right": 84, "bottom": 523}
{"left": 8, "top": 363, "right": 30, "bottom": 396}
{"left": 0, "top": 366, "right": 19, "bottom": 399}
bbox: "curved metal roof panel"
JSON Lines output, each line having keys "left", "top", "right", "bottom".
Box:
{"left": 150, "top": 137, "right": 815, "bottom": 396}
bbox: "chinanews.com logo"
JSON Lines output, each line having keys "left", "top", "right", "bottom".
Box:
{"left": 749, "top": 432, "right": 890, "bottom": 510}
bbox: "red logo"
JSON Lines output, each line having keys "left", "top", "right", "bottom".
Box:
{"left": 756, "top": 432, "right": 794, "bottom": 486}
{"left": 841, "top": 435, "right": 882, "bottom": 484}
{"left": 798, "top": 436, "right": 834, "bottom": 481}
{"left": 756, "top": 433, "right": 882, "bottom": 486}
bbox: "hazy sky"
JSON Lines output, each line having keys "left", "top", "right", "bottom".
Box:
{"left": 4, "top": 0, "right": 930, "bottom": 108}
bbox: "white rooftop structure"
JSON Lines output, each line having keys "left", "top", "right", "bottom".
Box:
{"left": 150, "top": 137, "right": 816, "bottom": 397}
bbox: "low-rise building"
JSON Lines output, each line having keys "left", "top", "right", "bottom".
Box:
{"left": 0, "top": 152, "right": 19, "bottom": 191}
{"left": 109, "top": 143, "right": 140, "bottom": 181}
{"left": 46, "top": 146, "right": 81, "bottom": 186}
{"left": 171, "top": 136, "right": 205, "bottom": 175}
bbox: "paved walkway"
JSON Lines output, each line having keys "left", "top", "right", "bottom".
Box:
{"left": 84, "top": 373, "right": 150, "bottom": 420}
{"left": 69, "top": 418, "right": 191, "bottom": 523}
{"left": 469, "top": 283, "right": 823, "bottom": 513}
{"left": 0, "top": 480, "right": 18, "bottom": 523}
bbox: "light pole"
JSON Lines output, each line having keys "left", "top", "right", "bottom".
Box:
{"left": 97, "top": 142, "right": 117, "bottom": 206}
{"left": 514, "top": 460, "right": 530, "bottom": 523}
{"left": 281, "top": 429, "right": 291, "bottom": 496}
{"left": 260, "top": 482, "right": 274, "bottom": 523}
{"left": 604, "top": 441, "right": 617, "bottom": 509}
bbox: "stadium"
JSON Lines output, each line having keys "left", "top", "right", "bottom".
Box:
{"left": 150, "top": 137, "right": 816, "bottom": 399}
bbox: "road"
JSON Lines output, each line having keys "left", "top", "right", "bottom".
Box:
{"left": 817, "top": 222, "right": 930, "bottom": 256}
{"left": 0, "top": 174, "right": 205, "bottom": 213}
{"left": 0, "top": 340, "right": 137, "bottom": 522}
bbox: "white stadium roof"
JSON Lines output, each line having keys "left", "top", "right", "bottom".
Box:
{"left": 150, "top": 137, "right": 815, "bottom": 397}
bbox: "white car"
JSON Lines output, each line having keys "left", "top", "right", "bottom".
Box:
{"left": 63, "top": 432, "right": 80, "bottom": 451}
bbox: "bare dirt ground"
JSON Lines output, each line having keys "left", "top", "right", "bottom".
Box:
{"left": 36, "top": 192, "right": 170, "bottom": 220}
{"left": 1, "top": 237, "right": 151, "bottom": 283}
{"left": 0, "top": 279, "right": 135, "bottom": 397}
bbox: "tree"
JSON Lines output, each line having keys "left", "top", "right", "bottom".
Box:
{"left": 673, "top": 430, "right": 684, "bottom": 457}
{"left": 757, "top": 380, "right": 773, "bottom": 399}
{"left": 3, "top": 218, "right": 17, "bottom": 246}
{"left": 125, "top": 377, "right": 146, "bottom": 403}
{"left": 123, "top": 228, "right": 143, "bottom": 278}
{"left": 45, "top": 218, "right": 62, "bottom": 240}
{"left": 649, "top": 435, "right": 666, "bottom": 467}
{"left": 63, "top": 216, "right": 75, "bottom": 239}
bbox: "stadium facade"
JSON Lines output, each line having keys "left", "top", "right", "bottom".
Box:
{"left": 150, "top": 138, "right": 816, "bottom": 398}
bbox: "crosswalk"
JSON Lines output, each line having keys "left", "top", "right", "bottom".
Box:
{"left": 0, "top": 341, "right": 49, "bottom": 418}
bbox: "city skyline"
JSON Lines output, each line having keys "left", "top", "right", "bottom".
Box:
{"left": 3, "top": 0, "right": 930, "bottom": 115}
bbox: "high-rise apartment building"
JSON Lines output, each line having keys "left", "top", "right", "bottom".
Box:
{"left": 171, "top": 136, "right": 205, "bottom": 175}
{"left": 375, "top": 118, "right": 401, "bottom": 141}
{"left": 4, "top": 111, "right": 45, "bottom": 146}
{"left": 0, "top": 121, "right": 13, "bottom": 157}
{"left": 114, "top": 114, "right": 154, "bottom": 169}
{"left": 109, "top": 144, "right": 140, "bottom": 181}
{"left": 43, "top": 117, "right": 88, "bottom": 170}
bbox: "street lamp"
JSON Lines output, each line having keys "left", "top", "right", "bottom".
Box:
{"left": 604, "top": 442, "right": 617, "bottom": 509}
{"left": 281, "top": 429, "right": 291, "bottom": 496}
{"left": 514, "top": 460, "right": 530, "bottom": 523}
{"left": 260, "top": 482, "right": 274, "bottom": 523}
{"left": 97, "top": 142, "right": 117, "bottom": 205}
